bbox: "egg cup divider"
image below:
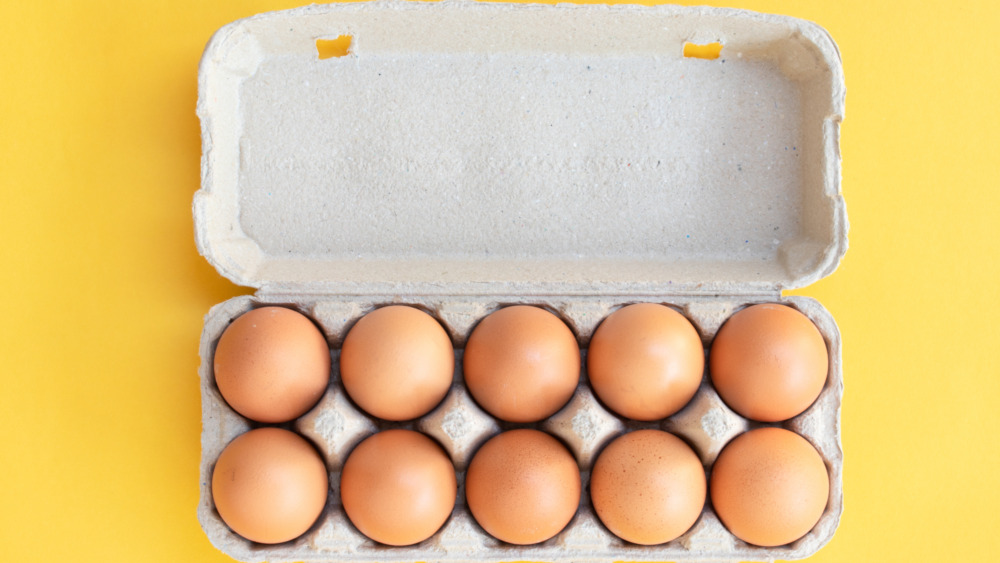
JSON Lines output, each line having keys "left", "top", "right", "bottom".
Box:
{"left": 195, "top": 3, "right": 846, "bottom": 562}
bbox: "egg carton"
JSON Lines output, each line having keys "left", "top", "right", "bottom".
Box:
{"left": 194, "top": 2, "right": 846, "bottom": 562}
{"left": 197, "top": 294, "right": 842, "bottom": 563}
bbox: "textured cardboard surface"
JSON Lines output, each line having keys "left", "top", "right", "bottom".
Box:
{"left": 194, "top": 2, "right": 846, "bottom": 561}
{"left": 194, "top": 0, "right": 846, "bottom": 296}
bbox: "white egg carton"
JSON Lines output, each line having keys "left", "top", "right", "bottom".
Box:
{"left": 194, "top": 2, "right": 846, "bottom": 562}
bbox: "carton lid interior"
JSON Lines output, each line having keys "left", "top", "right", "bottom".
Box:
{"left": 195, "top": 1, "right": 846, "bottom": 296}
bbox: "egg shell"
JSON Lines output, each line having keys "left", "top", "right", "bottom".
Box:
{"left": 710, "top": 427, "right": 830, "bottom": 547}
{"left": 340, "top": 429, "right": 457, "bottom": 546}
{"left": 213, "top": 307, "right": 330, "bottom": 423}
{"left": 590, "top": 429, "right": 706, "bottom": 545}
{"left": 588, "top": 303, "right": 705, "bottom": 421}
{"left": 340, "top": 305, "right": 454, "bottom": 421}
{"left": 463, "top": 306, "right": 580, "bottom": 423}
{"left": 709, "top": 303, "right": 829, "bottom": 422}
{"left": 211, "top": 427, "right": 328, "bottom": 544}
{"left": 465, "top": 429, "right": 581, "bottom": 545}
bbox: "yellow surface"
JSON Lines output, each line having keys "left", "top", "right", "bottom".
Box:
{"left": 1, "top": 1, "right": 998, "bottom": 561}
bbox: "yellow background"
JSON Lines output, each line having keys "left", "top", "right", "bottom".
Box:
{"left": 1, "top": 0, "right": 997, "bottom": 561}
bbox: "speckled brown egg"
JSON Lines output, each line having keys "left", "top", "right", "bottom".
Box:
{"left": 710, "top": 427, "right": 829, "bottom": 547}
{"left": 463, "top": 306, "right": 580, "bottom": 423}
{"left": 709, "top": 303, "right": 828, "bottom": 422}
{"left": 340, "top": 305, "right": 454, "bottom": 421}
{"left": 590, "top": 429, "right": 706, "bottom": 545}
{"left": 211, "top": 428, "right": 328, "bottom": 544}
{"left": 465, "top": 429, "right": 581, "bottom": 545}
{"left": 588, "top": 303, "right": 704, "bottom": 420}
{"left": 214, "top": 306, "right": 330, "bottom": 423}
{"left": 340, "top": 429, "right": 456, "bottom": 546}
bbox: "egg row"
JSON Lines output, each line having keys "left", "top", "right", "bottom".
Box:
{"left": 213, "top": 424, "right": 828, "bottom": 550}
{"left": 213, "top": 302, "right": 828, "bottom": 428}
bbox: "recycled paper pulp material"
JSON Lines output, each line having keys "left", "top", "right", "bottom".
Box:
{"left": 195, "top": 2, "right": 846, "bottom": 562}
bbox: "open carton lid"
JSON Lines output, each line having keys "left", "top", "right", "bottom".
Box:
{"left": 195, "top": 0, "right": 846, "bottom": 297}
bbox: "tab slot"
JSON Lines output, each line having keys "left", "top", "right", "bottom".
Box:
{"left": 316, "top": 35, "right": 353, "bottom": 59}
{"left": 683, "top": 41, "right": 723, "bottom": 60}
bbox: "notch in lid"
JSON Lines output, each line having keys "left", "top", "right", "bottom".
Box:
{"left": 194, "top": 1, "right": 846, "bottom": 296}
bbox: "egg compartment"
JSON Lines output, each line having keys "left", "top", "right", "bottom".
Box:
{"left": 195, "top": 2, "right": 846, "bottom": 561}
{"left": 197, "top": 293, "right": 842, "bottom": 563}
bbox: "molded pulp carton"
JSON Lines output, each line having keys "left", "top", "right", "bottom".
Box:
{"left": 194, "top": 2, "right": 847, "bottom": 562}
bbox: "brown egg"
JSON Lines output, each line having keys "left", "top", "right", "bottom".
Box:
{"left": 340, "top": 429, "right": 456, "bottom": 546}
{"left": 211, "top": 428, "right": 328, "bottom": 544}
{"left": 214, "top": 306, "right": 330, "bottom": 423}
{"left": 588, "top": 303, "right": 704, "bottom": 420}
{"left": 710, "top": 427, "right": 829, "bottom": 547}
{"left": 340, "top": 305, "right": 454, "bottom": 421}
{"left": 463, "top": 306, "right": 579, "bottom": 422}
{"left": 465, "top": 429, "right": 581, "bottom": 545}
{"left": 590, "top": 430, "right": 706, "bottom": 545}
{"left": 709, "top": 303, "right": 828, "bottom": 422}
